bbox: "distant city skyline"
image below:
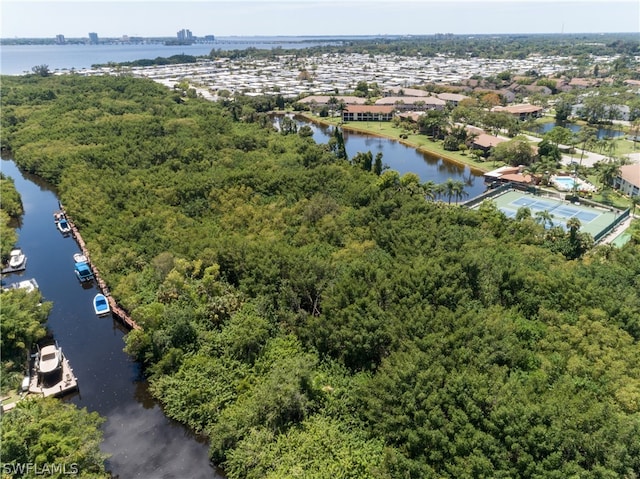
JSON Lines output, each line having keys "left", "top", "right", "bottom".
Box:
{"left": 1, "top": 1, "right": 638, "bottom": 39}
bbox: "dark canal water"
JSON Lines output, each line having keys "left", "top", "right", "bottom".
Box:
{"left": 1, "top": 158, "right": 220, "bottom": 478}
{"left": 282, "top": 115, "right": 487, "bottom": 200}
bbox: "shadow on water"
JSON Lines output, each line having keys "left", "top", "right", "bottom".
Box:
{"left": 1, "top": 157, "right": 221, "bottom": 479}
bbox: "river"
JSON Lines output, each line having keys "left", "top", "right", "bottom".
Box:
{"left": 0, "top": 158, "right": 220, "bottom": 478}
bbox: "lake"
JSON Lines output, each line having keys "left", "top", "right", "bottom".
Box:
{"left": 531, "top": 121, "right": 625, "bottom": 139}
{"left": 281, "top": 115, "right": 487, "bottom": 200}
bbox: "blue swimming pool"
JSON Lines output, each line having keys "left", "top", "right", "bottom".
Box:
{"left": 552, "top": 176, "right": 578, "bottom": 190}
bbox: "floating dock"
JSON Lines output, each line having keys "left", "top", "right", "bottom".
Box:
{"left": 1, "top": 262, "right": 27, "bottom": 274}
{"left": 28, "top": 355, "right": 78, "bottom": 398}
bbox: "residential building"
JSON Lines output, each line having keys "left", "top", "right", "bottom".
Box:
{"left": 298, "top": 95, "right": 367, "bottom": 107}
{"left": 471, "top": 133, "right": 508, "bottom": 153}
{"left": 88, "top": 32, "right": 99, "bottom": 44}
{"left": 375, "top": 96, "right": 445, "bottom": 111}
{"left": 491, "top": 104, "right": 544, "bottom": 120}
{"left": 436, "top": 92, "right": 469, "bottom": 106}
{"left": 614, "top": 164, "right": 640, "bottom": 197}
{"left": 342, "top": 105, "right": 394, "bottom": 122}
{"left": 55, "top": 34, "right": 65, "bottom": 45}
{"left": 384, "top": 87, "right": 430, "bottom": 97}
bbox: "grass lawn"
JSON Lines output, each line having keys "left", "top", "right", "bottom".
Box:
{"left": 611, "top": 138, "right": 640, "bottom": 157}
{"left": 297, "top": 113, "right": 494, "bottom": 173}
{"left": 585, "top": 175, "right": 633, "bottom": 209}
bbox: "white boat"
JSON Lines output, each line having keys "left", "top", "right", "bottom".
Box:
{"left": 93, "top": 293, "right": 111, "bottom": 315}
{"left": 73, "top": 253, "right": 88, "bottom": 264}
{"left": 57, "top": 217, "right": 71, "bottom": 234}
{"left": 8, "top": 248, "right": 27, "bottom": 269}
{"left": 4, "top": 278, "right": 39, "bottom": 293}
{"left": 38, "top": 344, "right": 63, "bottom": 375}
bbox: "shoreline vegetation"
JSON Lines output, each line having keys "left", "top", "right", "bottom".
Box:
{"left": 295, "top": 112, "right": 491, "bottom": 174}
{"left": 2, "top": 71, "right": 640, "bottom": 479}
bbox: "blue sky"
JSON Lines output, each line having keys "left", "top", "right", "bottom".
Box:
{"left": 1, "top": 1, "right": 638, "bottom": 38}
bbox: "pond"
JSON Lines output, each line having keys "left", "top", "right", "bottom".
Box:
{"left": 279, "top": 115, "right": 487, "bottom": 200}
{"left": 531, "top": 121, "right": 625, "bottom": 139}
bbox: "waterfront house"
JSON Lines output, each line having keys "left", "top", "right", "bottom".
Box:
{"left": 471, "top": 132, "right": 508, "bottom": 154}
{"left": 342, "top": 105, "right": 395, "bottom": 122}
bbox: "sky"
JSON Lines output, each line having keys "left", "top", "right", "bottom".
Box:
{"left": 1, "top": 0, "right": 639, "bottom": 39}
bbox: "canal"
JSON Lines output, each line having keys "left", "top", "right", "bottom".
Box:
{"left": 1, "top": 158, "right": 220, "bottom": 478}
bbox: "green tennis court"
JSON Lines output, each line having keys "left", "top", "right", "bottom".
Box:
{"left": 487, "top": 190, "right": 619, "bottom": 238}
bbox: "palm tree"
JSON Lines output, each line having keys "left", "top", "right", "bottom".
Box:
{"left": 422, "top": 180, "right": 437, "bottom": 201}
{"left": 535, "top": 210, "right": 555, "bottom": 229}
{"left": 597, "top": 159, "right": 622, "bottom": 190}
{"left": 443, "top": 178, "right": 456, "bottom": 204}
{"left": 434, "top": 182, "right": 448, "bottom": 202}
{"left": 452, "top": 180, "right": 468, "bottom": 204}
{"left": 566, "top": 217, "right": 582, "bottom": 236}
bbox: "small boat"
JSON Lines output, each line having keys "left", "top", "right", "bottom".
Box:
{"left": 74, "top": 262, "right": 94, "bottom": 282}
{"left": 73, "top": 253, "right": 88, "bottom": 264}
{"left": 57, "top": 217, "right": 71, "bottom": 234}
{"left": 8, "top": 248, "right": 27, "bottom": 269}
{"left": 4, "top": 278, "right": 39, "bottom": 293}
{"left": 93, "top": 293, "right": 110, "bottom": 315}
{"left": 38, "top": 344, "right": 63, "bottom": 375}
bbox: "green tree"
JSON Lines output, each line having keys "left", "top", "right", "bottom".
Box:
{"left": 1, "top": 398, "right": 109, "bottom": 478}
{"left": 31, "top": 64, "right": 51, "bottom": 77}
{"left": 490, "top": 137, "right": 537, "bottom": 166}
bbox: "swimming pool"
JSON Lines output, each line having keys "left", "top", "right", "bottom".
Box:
{"left": 551, "top": 176, "right": 597, "bottom": 192}
{"left": 552, "top": 176, "right": 578, "bottom": 191}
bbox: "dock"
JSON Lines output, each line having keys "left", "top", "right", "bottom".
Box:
{"left": 28, "top": 355, "right": 78, "bottom": 398}
{"left": 1, "top": 262, "right": 27, "bottom": 274}
{"left": 55, "top": 207, "right": 140, "bottom": 330}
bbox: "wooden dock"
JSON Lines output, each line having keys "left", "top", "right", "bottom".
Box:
{"left": 1, "top": 262, "right": 27, "bottom": 275}
{"left": 56, "top": 208, "right": 141, "bottom": 330}
{"left": 28, "top": 355, "right": 78, "bottom": 398}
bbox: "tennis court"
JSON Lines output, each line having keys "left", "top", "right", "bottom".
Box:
{"left": 489, "top": 190, "right": 619, "bottom": 238}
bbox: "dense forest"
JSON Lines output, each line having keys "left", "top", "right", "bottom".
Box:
{"left": 1, "top": 74, "right": 639, "bottom": 478}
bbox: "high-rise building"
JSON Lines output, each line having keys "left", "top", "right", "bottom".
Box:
{"left": 88, "top": 32, "right": 99, "bottom": 44}
{"left": 177, "top": 29, "right": 193, "bottom": 42}
{"left": 55, "top": 34, "right": 65, "bottom": 45}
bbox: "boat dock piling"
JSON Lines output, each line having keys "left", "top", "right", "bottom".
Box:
{"left": 56, "top": 208, "right": 141, "bottom": 330}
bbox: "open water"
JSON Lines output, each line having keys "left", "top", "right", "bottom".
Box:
{"left": 0, "top": 36, "right": 352, "bottom": 75}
